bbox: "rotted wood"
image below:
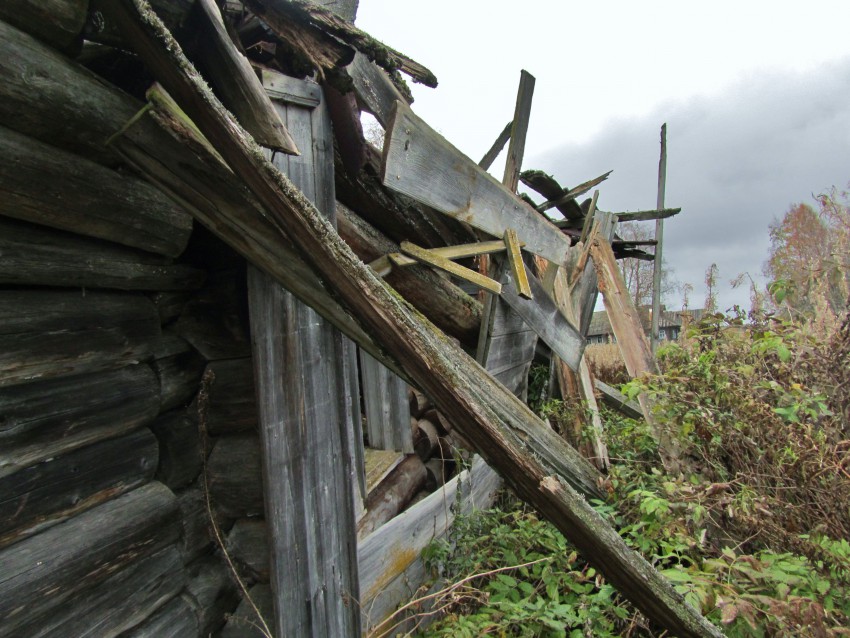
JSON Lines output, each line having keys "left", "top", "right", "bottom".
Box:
{"left": 347, "top": 52, "right": 408, "bottom": 127}
{"left": 225, "top": 518, "right": 270, "bottom": 582}
{"left": 102, "top": 7, "right": 722, "bottom": 635}
{"left": 535, "top": 171, "right": 612, "bottom": 215}
{"left": 357, "top": 454, "right": 427, "bottom": 539}
{"left": 245, "top": 0, "right": 437, "bottom": 87}
{"left": 198, "top": 357, "right": 258, "bottom": 435}
{"left": 206, "top": 434, "right": 264, "bottom": 519}
{"left": 11, "top": 544, "right": 184, "bottom": 638}
{"left": 0, "top": 482, "right": 181, "bottom": 638}
{"left": 185, "top": 0, "right": 298, "bottom": 154}
{"left": 150, "top": 410, "right": 201, "bottom": 489}
{"left": 0, "top": 125, "right": 192, "bottom": 258}
{"left": 0, "top": 290, "right": 161, "bottom": 388}
{"left": 183, "top": 553, "right": 239, "bottom": 635}
{"left": 0, "top": 364, "right": 160, "bottom": 478}
{"left": 383, "top": 101, "right": 571, "bottom": 264}
{"left": 0, "top": 217, "right": 205, "bottom": 291}
{"left": 0, "top": 428, "right": 157, "bottom": 549}
{"left": 360, "top": 349, "right": 413, "bottom": 453}
{"left": 337, "top": 202, "right": 482, "bottom": 345}
{"left": 120, "top": 594, "right": 199, "bottom": 638}
{"left": 0, "top": 0, "right": 87, "bottom": 51}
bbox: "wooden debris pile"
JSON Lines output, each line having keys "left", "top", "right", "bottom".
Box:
{"left": 0, "top": 1, "right": 719, "bottom": 637}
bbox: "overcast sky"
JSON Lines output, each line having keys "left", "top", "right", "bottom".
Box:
{"left": 356, "top": 1, "right": 850, "bottom": 310}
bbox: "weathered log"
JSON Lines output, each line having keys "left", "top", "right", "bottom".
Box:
{"left": 0, "top": 481, "right": 180, "bottom": 637}
{"left": 0, "top": 125, "right": 192, "bottom": 258}
{"left": 175, "top": 486, "right": 213, "bottom": 563}
{"left": 0, "top": 364, "right": 160, "bottom": 478}
{"left": 413, "top": 418, "right": 440, "bottom": 461}
{"left": 225, "top": 518, "right": 270, "bottom": 582}
{"left": 13, "top": 544, "right": 184, "bottom": 638}
{"left": 187, "top": 0, "right": 298, "bottom": 154}
{"left": 0, "top": 428, "right": 157, "bottom": 549}
{"left": 357, "top": 454, "right": 427, "bottom": 539}
{"left": 337, "top": 202, "right": 481, "bottom": 345}
{"left": 219, "top": 583, "right": 273, "bottom": 638}
{"left": 206, "top": 434, "right": 264, "bottom": 518}
{"left": 0, "top": 0, "right": 86, "bottom": 50}
{"left": 245, "top": 0, "right": 436, "bottom": 87}
{"left": 102, "top": 6, "right": 722, "bottom": 635}
{"left": 85, "top": 0, "right": 193, "bottom": 48}
{"left": 184, "top": 554, "right": 238, "bottom": 635}
{"left": 151, "top": 337, "right": 205, "bottom": 412}
{"left": 408, "top": 387, "right": 433, "bottom": 419}
{"left": 0, "top": 290, "right": 161, "bottom": 388}
{"left": 195, "top": 357, "right": 257, "bottom": 434}
{"left": 0, "top": 217, "right": 204, "bottom": 291}
{"left": 425, "top": 457, "right": 452, "bottom": 489}
{"left": 119, "top": 594, "right": 199, "bottom": 637}
{"left": 150, "top": 410, "right": 201, "bottom": 489}
{"left": 175, "top": 268, "right": 252, "bottom": 360}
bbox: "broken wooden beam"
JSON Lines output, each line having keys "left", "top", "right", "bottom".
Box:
{"left": 595, "top": 379, "right": 644, "bottom": 420}
{"left": 520, "top": 169, "right": 582, "bottom": 219}
{"left": 104, "top": 5, "right": 722, "bottom": 635}
{"left": 347, "top": 51, "right": 409, "bottom": 127}
{"left": 479, "top": 120, "right": 513, "bottom": 170}
{"left": 188, "top": 0, "right": 299, "bottom": 154}
{"left": 382, "top": 101, "right": 572, "bottom": 265}
{"left": 535, "top": 171, "right": 612, "bottom": 214}
{"left": 502, "top": 70, "right": 535, "bottom": 193}
{"left": 337, "top": 202, "right": 482, "bottom": 345}
{"left": 609, "top": 207, "right": 681, "bottom": 222}
{"left": 504, "top": 229, "right": 532, "bottom": 299}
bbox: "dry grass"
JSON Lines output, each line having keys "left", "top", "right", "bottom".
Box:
{"left": 584, "top": 343, "right": 629, "bottom": 385}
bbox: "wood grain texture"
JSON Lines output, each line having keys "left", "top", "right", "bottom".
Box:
{"left": 104, "top": 7, "right": 722, "bottom": 634}
{"left": 502, "top": 70, "right": 535, "bottom": 193}
{"left": 0, "top": 0, "right": 86, "bottom": 49}
{"left": 383, "top": 101, "right": 571, "bottom": 264}
{"left": 118, "top": 594, "right": 199, "bottom": 637}
{"left": 348, "top": 52, "right": 406, "bottom": 126}
{"left": 357, "top": 454, "right": 427, "bottom": 539}
{"left": 0, "top": 289, "right": 161, "bottom": 388}
{"left": 0, "top": 428, "right": 158, "bottom": 549}
{"left": 226, "top": 519, "right": 270, "bottom": 582}
{"left": 0, "top": 125, "right": 191, "bottom": 258}
{"left": 11, "top": 544, "right": 184, "bottom": 638}
{"left": 191, "top": 0, "right": 298, "bottom": 153}
{"left": 247, "top": 75, "right": 360, "bottom": 638}
{"left": 183, "top": 553, "right": 238, "bottom": 635}
{"left": 0, "top": 217, "right": 204, "bottom": 291}
{"left": 360, "top": 349, "right": 413, "bottom": 453}
{"left": 206, "top": 434, "right": 264, "bottom": 519}
{"left": 0, "top": 482, "right": 181, "bottom": 637}
{"left": 0, "top": 364, "right": 160, "bottom": 478}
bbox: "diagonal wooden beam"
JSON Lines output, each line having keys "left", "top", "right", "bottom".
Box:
{"left": 536, "top": 171, "right": 612, "bottom": 213}
{"left": 382, "top": 101, "right": 572, "bottom": 265}
{"left": 103, "top": 4, "right": 722, "bottom": 635}
{"left": 396, "top": 242, "right": 502, "bottom": 295}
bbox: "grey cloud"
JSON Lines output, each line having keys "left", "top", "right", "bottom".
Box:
{"left": 530, "top": 58, "right": 850, "bottom": 311}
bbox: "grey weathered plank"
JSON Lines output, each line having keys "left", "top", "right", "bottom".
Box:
{"left": 0, "top": 482, "right": 180, "bottom": 637}
{"left": 479, "top": 120, "right": 512, "bottom": 170}
{"left": 0, "top": 124, "right": 192, "bottom": 258}
{"left": 0, "top": 290, "right": 161, "bottom": 388}
{"left": 359, "top": 350, "right": 413, "bottom": 453}
{"left": 595, "top": 379, "right": 644, "bottom": 420}
{"left": 608, "top": 207, "right": 681, "bottom": 222}
{"left": 382, "top": 101, "right": 571, "bottom": 264}
{"left": 358, "top": 456, "right": 502, "bottom": 632}
{"left": 0, "top": 217, "right": 204, "bottom": 291}
{"left": 502, "top": 70, "right": 535, "bottom": 193}
{"left": 0, "top": 428, "right": 158, "bottom": 549}
{"left": 573, "top": 211, "right": 617, "bottom": 336}
{"left": 191, "top": 0, "right": 298, "bottom": 154}
{"left": 0, "top": 364, "right": 160, "bottom": 478}
{"left": 347, "top": 52, "right": 406, "bottom": 127}
{"left": 119, "top": 594, "right": 199, "bottom": 638}
{"left": 247, "top": 73, "right": 361, "bottom": 638}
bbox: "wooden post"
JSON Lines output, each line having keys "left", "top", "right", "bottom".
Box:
{"left": 650, "top": 123, "right": 667, "bottom": 353}
{"left": 247, "top": 73, "right": 361, "bottom": 637}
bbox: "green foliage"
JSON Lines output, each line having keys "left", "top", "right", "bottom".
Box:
{"left": 413, "top": 311, "right": 850, "bottom": 637}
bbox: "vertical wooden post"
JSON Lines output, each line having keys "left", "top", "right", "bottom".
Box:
{"left": 650, "top": 123, "right": 667, "bottom": 352}
{"left": 248, "top": 73, "right": 360, "bottom": 637}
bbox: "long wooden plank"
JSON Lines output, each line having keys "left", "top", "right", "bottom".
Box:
{"left": 359, "top": 350, "right": 413, "bottom": 453}
{"left": 502, "top": 70, "right": 535, "bottom": 193}
{"left": 398, "top": 241, "right": 502, "bottom": 294}
{"left": 247, "top": 76, "right": 360, "bottom": 638}
{"left": 371, "top": 239, "right": 510, "bottom": 275}
{"left": 479, "top": 120, "right": 512, "bottom": 170}
{"left": 104, "top": 7, "right": 722, "bottom": 635}
{"left": 382, "top": 101, "right": 571, "bottom": 264}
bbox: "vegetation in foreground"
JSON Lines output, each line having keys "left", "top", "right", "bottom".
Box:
{"left": 410, "top": 309, "right": 850, "bottom": 637}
